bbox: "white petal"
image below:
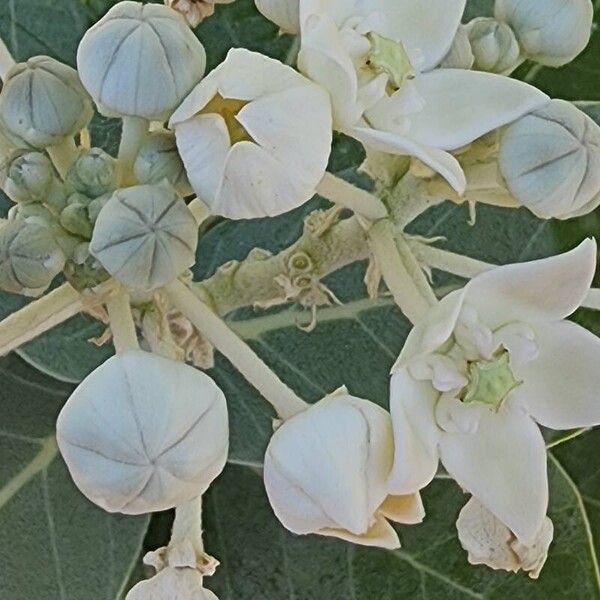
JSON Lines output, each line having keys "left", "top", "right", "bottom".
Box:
{"left": 513, "top": 320, "right": 600, "bottom": 430}
{"left": 388, "top": 368, "right": 440, "bottom": 495}
{"left": 348, "top": 125, "right": 466, "bottom": 194}
{"left": 255, "top": 0, "right": 300, "bottom": 33}
{"left": 465, "top": 239, "right": 597, "bottom": 329}
{"left": 439, "top": 408, "right": 548, "bottom": 544}
{"left": 379, "top": 493, "right": 426, "bottom": 525}
{"left": 320, "top": 513, "right": 400, "bottom": 549}
{"left": 406, "top": 70, "right": 549, "bottom": 150}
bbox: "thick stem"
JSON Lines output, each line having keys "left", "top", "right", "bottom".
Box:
{"left": 188, "top": 198, "right": 210, "bottom": 225}
{"left": 410, "top": 241, "right": 493, "bottom": 279}
{"left": 317, "top": 172, "right": 388, "bottom": 220}
{"left": 165, "top": 279, "right": 308, "bottom": 420}
{"left": 0, "top": 37, "right": 15, "bottom": 81}
{"left": 170, "top": 496, "right": 204, "bottom": 555}
{"left": 106, "top": 288, "right": 139, "bottom": 353}
{"left": 117, "top": 116, "right": 149, "bottom": 186}
{"left": 47, "top": 138, "right": 79, "bottom": 179}
{"left": 368, "top": 219, "right": 435, "bottom": 323}
{"left": 394, "top": 233, "right": 438, "bottom": 305}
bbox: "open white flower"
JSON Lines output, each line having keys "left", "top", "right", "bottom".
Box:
{"left": 170, "top": 48, "right": 332, "bottom": 219}
{"left": 389, "top": 240, "right": 600, "bottom": 544}
{"left": 297, "top": 0, "right": 549, "bottom": 193}
{"left": 264, "top": 390, "right": 424, "bottom": 549}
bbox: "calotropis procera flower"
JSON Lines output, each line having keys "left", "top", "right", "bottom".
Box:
{"left": 296, "top": 0, "right": 550, "bottom": 193}
{"left": 264, "top": 391, "right": 425, "bottom": 549}
{"left": 77, "top": 1, "right": 206, "bottom": 121}
{"left": 388, "top": 240, "right": 600, "bottom": 544}
{"left": 57, "top": 350, "right": 229, "bottom": 515}
{"left": 169, "top": 48, "right": 332, "bottom": 219}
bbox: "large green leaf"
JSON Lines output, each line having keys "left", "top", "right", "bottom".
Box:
{"left": 0, "top": 354, "right": 149, "bottom": 599}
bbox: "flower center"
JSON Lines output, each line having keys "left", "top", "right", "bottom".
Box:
{"left": 366, "top": 33, "right": 415, "bottom": 91}
{"left": 460, "top": 350, "right": 521, "bottom": 412}
{"left": 201, "top": 95, "right": 253, "bottom": 145}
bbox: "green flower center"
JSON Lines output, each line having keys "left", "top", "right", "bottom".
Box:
{"left": 461, "top": 351, "right": 521, "bottom": 412}
{"left": 201, "top": 95, "right": 253, "bottom": 145}
{"left": 366, "top": 33, "right": 415, "bottom": 90}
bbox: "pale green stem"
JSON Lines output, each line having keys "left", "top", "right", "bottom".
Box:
{"left": 546, "top": 427, "right": 591, "bottom": 450}
{"left": 47, "top": 137, "right": 80, "bottom": 179}
{"left": 584, "top": 289, "right": 600, "bottom": 311}
{"left": 165, "top": 279, "right": 308, "bottom": 420}
{"left": 188, "top": 197, "right": 211, "bottom": 226}
{"left": 316, "top": 172, "right": 388, "bottom": 220}
{"left": 395, "top": 233, "right": 438, "bottom": 305}
{"left": 368, "top": 219, "right": 435, "bottom": 324}
{"left": 0, "top": 37, "right": 15, "bottom": 81}
{"left": 117, "top": 116, "right": 149, "bottom": 186}
{"left": 410, "top": 241, "right": 493, "bottom": 279}
{"left": 171, "top": 496, "right": 204, "bottom": 555}
{"left": 106, "top": 288, "right": 139, "bottom": 353}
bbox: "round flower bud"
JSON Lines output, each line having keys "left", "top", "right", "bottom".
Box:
{"left": 2, "top": 151, "right": 56, "bottom": 203}
{"left": 60, "top": 201, "right": 93, "bottom": 239}
{"left": 0, "top": 56, "right": 93, "bottom": 148}
{"left": 440, "top": 25, "right": 475, "bottom": 70}
{"left": 255, "top": 0, "right": 300, "bottom": 34}
{"left": 0, "top": 220, "right": 65, "bottom": 295}
{"left": 67, "top": 148, "right": 117, "bottom": 198}
{"left": 495, "top": 0, "right": 594, "bottom": 67}
{"left": 89, "top": 181, "right": 198, "bottom": 290}
{"left": 466, "top": 18, "right": 521, "bottom": 75}
{"left": 77, "top": 1, "right": 207, "bottom": 120}
{"left": 264, "top": 392, "right": 424, "bottom": 549}
{"left": 499, "top": 99, "right": 600, "bottom": 219}
{"left": 134, "top": 131, "right": 192, "bottom": 196}
{"left": 170, "top": 48, "right": 332, "bottom": 219}
{"left": 56, "top": 350, "right": 229, "bottom": 515}
{"left": 127, "top": 567, "right": 219, "bottom": 600}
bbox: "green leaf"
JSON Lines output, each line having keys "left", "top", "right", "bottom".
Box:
{"left": 0, "top": 354, "right": 149, "bottom": 599}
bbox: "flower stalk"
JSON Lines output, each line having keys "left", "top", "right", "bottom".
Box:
{"left": 47, "top": 137, "right": 80, "bottom": 179}
{"left": 105, "top": 287, "right": 139, "bottom": 353}
{"left": 117, "top": 116, "right": 150, "bottom": 186}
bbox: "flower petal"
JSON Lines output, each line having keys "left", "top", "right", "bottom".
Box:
{"left": 379, "top": 493, "right": 426, "bottom": 525}
{"left": 255, "top": 0, "right": 300, "bottom": 33}
{"left": 320, "top": 513, "right": 400, "bottom": 549}
{"left": 513, "top": 320, "right": 600, "bottom": 430}
{"left": 406, "top": 70, "right": 549, "bottom": 150}
{"left": 465, "top": 239, "right": 597, "bottom": 329}
{"left": 348, "top": 125, "right": 466, "bottom": 193}
{"left": 388, "top": 368, "right": 441, "bottom": 495}
{"left": 439, "top": 408, "right": 548, "bottom": 544}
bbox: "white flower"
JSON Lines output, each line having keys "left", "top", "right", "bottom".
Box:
{"left": 264, "top": 390, "right": 424, "bottom": 549}
{"left": 57, "top": 350, "right": 229, "bottom": 515}
{"left": 389, "top": 240, "right": 600, "bottom": 544}
{"left": 456, "top": 497, "right": 553, "bottom": 579}
{"left": 255, "top": 0, "right": 300, "bottom": 33}
{"left": 499, "top": 99, "right": 600, "bottom": 220}
{"left": 77, "top": 1, "right": 207, "bottom": 120}
{"left": 170, "top": 48, "right": 332, "bottom": 219}
{"left": 495, "top": 0, "right": 594, "bottom": 67}
{"left": 297, "top": 0, "right": 549, "bottom": 193}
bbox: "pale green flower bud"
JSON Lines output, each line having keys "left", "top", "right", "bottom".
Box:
{"left": 77, "top": 1, "right": 207, "bottom": 120}
{"left": 67, "top": 148, "right": 117, "bottom": 198}
{"left": 2, "top": 151, "right": 55, "bottom": 203}
{"left": 466, "top": 18, "right": 521, "bottom": 75}
{"left": 0, "top": 220, "right": 65, "bottom": 295}
{"left": 134, "top": 131, "right": 192, "bottom": 196}
{"left": 87, "top": 193, "right": 111, "bottom": 224}
{"left": 89, "top": 181, "right": 198, "bottom": 290}
{"left": 0, "top": 56, "right": 93, "bottom": 149}
{"left": 440, "top": 25, "right": 475, "bottom": 70}
{"left": 499, "top": 99, "right": 600, "bottom": 219}
{"left": 60, "top": 201, "right": 93, "bottom": 239}
{"left": 495, "top": 0, "right": 594, "bottom": 67}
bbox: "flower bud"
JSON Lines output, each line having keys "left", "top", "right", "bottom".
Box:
{"left": 67, "top": 148, "right": 117, "bottom": 198}
{"left": 90, "top": 182, "right": 198, "bottom": 290}
{"left": 440, "top": 25, "right": 475, "bottom": 70}
{"left": 495, "top": 0, "right": 594, "bottom": 67}
{"left": 134, "top": 131, "right": 192, "bottom": 196}
{"left": 255, "top": 0, "right": 300, "bottom": 34}
{"left": 87, "top": 193, "right": 111, "bottom": 224}
{"left": 499, "top": 99, "right": 600, "bottom": 219}
{"left": 466, "top": 18, "right": 521, "bottom": 75}
{"left": 165, "top": 0, "right": 235, "bottom": 27}
{"left": 0, "top": 56, "right": 93, "bottom": 148}
{"left": 77, "top": 1, "right": 207, "bottom": 120}
{"left": 60, "top": 201, "right": 93, "bottom": 239}
{"left": 56, "top": 350, "right": 229, "bottom": 515}
{"left": 264, "top": 392, "right": 424, "bottom": 549}
{"left": 127, "top": 567, "right": 219, "bottom": 600}
{"left": 2, "top": 151, "right": 56, "bottom": 203}
{"left": 0, "top": 220, "right": 65, "bottom": 295}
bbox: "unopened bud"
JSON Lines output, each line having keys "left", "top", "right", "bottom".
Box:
{"left": 440, "top": 25, "right": 475, "bottom": 70}
{"left": 61, "top": 200, "right": 93, "bottom": 239}
{"left": 0, "top": 56, "right": 93, "bottom": 149}
{"left": 499, "top": 99, "right": 600, "bottom": 219}
{"left": 90, "top": 181, "right": 198, "bottom": 290}
{"left": 0, "top": 220, "right": 65, "bottom": 295}
{"left": 2, "top": 151, "right": 56, "bottom": 203}
{"left": 67, "top": 148, "right": 117, "bottom": 198}
{"left": 57, "top": 350, "right": 229, "bottom": 515}
{"left": 466, "top": 18, "right": 521, "bottom": 75}
{"left": 495, "top": 0, "right": 594, "bottom": 67}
